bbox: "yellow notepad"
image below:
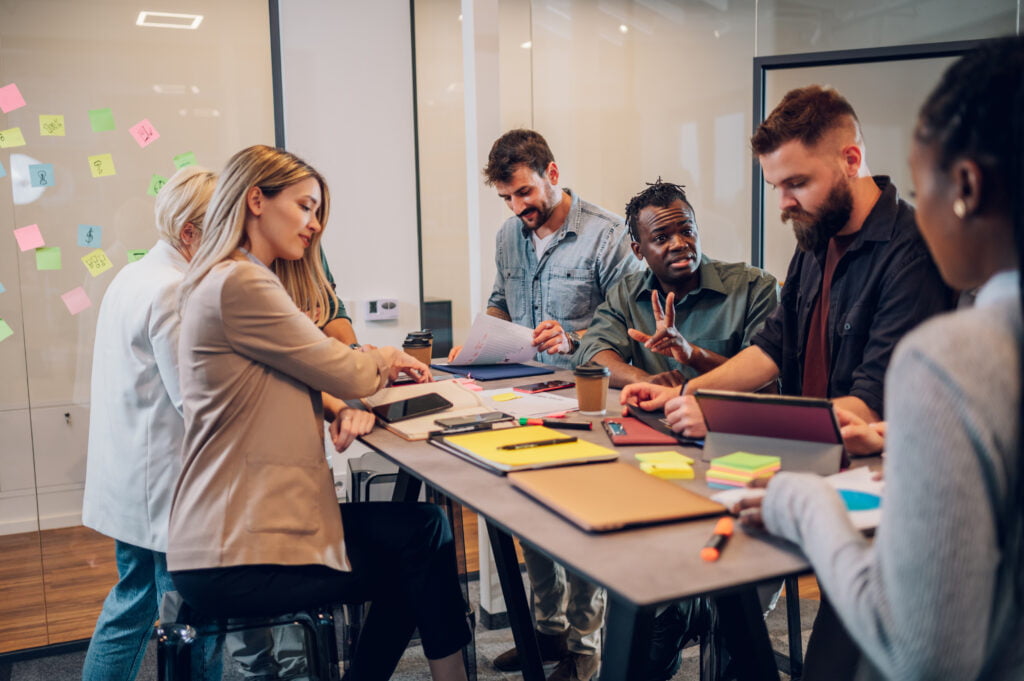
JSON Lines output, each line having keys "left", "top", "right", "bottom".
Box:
{"left": 439, "top": 425, "right": 618, "bottom": 472}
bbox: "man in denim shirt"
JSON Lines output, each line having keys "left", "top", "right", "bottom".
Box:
{"left": 478, "top": 129, "right": 641, "bottom": 681}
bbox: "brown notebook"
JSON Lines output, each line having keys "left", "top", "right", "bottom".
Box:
{"left": 508, "top": 461, "right": 726, "bottom": 532}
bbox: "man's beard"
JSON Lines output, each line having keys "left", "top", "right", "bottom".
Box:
{"left": 784, "top": 180, "right": 853, "bottom": 252}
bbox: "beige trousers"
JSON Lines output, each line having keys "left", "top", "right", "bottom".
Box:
{"left": 522, "top": 543, "right": 606, "bottom": 655}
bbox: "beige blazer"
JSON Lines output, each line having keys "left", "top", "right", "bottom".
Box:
{"left": 167, "top": 257, "right": 387, "bottom": 573}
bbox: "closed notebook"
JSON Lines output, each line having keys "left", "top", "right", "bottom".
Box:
{"left": 432, "top": 425, "right": 617, "bottom": 473}
{"left": 509, "top": 461, "right": 726, "bottom": 532}
{"left": 602, "top": 416, "right": 678, "bottom": 445}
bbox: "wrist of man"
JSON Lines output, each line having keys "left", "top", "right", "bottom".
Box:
{"left": 564, "top": 329, "right": 581, "bottom": 355}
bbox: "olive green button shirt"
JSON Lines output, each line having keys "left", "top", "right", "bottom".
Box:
{"left": 577, "top": 256, "right": 780, "bottom": 381}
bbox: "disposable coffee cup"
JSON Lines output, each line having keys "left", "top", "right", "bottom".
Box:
{"left": 407, "top": 330, "right": 434, "bottom": 358}
{"left": 402, "top": 336, "right": 432, "bottom": 365}
{"left": 573, "top": 362, "right": 611, "bottom": 416}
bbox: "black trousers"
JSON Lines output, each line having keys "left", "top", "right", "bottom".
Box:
{"left": 172, "top": 501, "right": 471, "bottom": 681}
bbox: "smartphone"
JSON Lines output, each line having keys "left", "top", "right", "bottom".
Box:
{"left": 513, "top": 379, "right": 575, "bottom": 394}
{"left": 371, "top": 393, "right": 453, "bottom": 423}
{"left": 434, "top": 412, "right": 513, "bottom": 429}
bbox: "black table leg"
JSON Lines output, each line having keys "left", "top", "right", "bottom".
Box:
{"left": 712, "top": 587, "right": 780, "bottom": 681}
{"left": 486, "top": 522, "right": 545, "bottom": 681}
{"left": 391, "top": 469, "right": 422, "bottom": 502}
{"left": 601, "top": 594, "right": 655, "bottom": 681}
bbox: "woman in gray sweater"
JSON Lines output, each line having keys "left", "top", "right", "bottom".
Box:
{"left": 738, "top": 37, "right": 1024, "bottom": 680}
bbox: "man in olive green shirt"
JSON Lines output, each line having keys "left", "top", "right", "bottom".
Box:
{"left": 577, "top": 180, "right": 779, "bottom": 388}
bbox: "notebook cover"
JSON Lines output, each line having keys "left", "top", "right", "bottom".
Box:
{"left": 433, "top": 425, "right": 617, "bottom": 473}
{"left": 431, "top": 363, "right": 556, "bottom": 381}
{"left": 602, "top": 417, "right": 678, "bottom": 445}
{"left": 509, "top": 461, "right": 726, "bottom": 532}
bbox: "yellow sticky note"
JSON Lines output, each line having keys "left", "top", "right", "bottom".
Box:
{"left": 639, "top": 462, "right": 694, "bottom": 479}
{"left": 0, "top": 127, "right": 26, "bottom": 148}
{"left": 39, "top": 115, "right": 66, "bottom": 136}
{"left": 492, "top": 393, "right": 522, "bottom": 402}
{"left": 88, "top": 153, "right": 116, "bottom": 178}
{"left": 81, "top": 248, "right": 113, "bottom": 277}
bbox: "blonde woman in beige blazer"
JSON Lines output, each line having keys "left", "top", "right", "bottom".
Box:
{"left": 168, "top": 145, "right": 470, "bottom": 681}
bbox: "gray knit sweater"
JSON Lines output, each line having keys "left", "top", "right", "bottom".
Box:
{"left": 764, "top": 270, "right": 1023, "bottom": 680}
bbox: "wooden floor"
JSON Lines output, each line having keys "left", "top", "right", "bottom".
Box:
{"left": 0, "top": 508, "right": 818, "bottom": 655}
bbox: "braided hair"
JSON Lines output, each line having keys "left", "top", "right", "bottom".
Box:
{"left": 916, "top": 35, "right": 1024, "bottom": 593}
{"left": 624, "top": 179, "right": 693, "bottom": 242}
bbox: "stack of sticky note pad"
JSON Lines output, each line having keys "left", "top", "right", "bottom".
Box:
{"left": 706, "top": 452, "right": 780, "bottom": 489}
{"left": 635, "top": 451, "right": 695, "bottom": 479}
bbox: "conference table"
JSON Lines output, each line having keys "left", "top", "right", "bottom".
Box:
{"left": 359, "top": 370, "right": 814, "bottom": 681}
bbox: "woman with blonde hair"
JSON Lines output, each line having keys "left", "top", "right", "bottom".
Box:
{"left": 169, "top": 145, "right": 470, "bottom": 680}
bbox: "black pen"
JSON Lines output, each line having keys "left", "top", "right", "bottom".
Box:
{"left": 498, "top": 437, "right": 577, "bottom": 450}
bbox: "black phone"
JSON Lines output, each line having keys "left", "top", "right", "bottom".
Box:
{"left": 513, "top": 379, "right": 575, "bottom": 394}
{"left": 371, "top": 393, "right": 453, "bottom": 423}
{"left": 434, "top": 412, "right": 513, "bottom": 429}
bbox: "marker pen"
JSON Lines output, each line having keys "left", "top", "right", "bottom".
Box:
{"left": 517, "top": 417, "right": 593, "bottom": 431}
{"left": 700, "top": 516, "right": 734, "bottom": 562}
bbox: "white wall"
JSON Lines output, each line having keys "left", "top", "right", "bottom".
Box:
{"left": 278, "top": 0, "right": 422, "bottom": 347}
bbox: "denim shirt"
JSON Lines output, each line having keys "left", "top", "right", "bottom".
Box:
{"left": 751, "top": 176, "right": 954, "bottom": 416}
{"left": 487, "top": 188, "right": 643, "bottom": 368}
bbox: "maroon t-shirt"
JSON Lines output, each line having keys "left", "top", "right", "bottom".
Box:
{"left": 802, "top": 233, "right": 857, "bottom": 398}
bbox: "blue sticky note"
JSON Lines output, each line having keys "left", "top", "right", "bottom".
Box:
{"left": 78, "top": 224, "right": 102, "bottom": 248}
{"left": 0, "top": 282, "right": 5, "bottom": 293}
{"left": 0, "top": 159, "right": 6, "bottom": 179}
{"left": 29, "top": 163, "right": 54, "bottom": 187}
{"left": 838, "top": 489, "right": 882, "bottom": 512}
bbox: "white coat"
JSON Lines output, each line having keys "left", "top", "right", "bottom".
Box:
{"left": 82, "top": 239, "right": 187, "bottom": 552}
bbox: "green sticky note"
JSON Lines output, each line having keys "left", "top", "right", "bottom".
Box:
{"left": 173, "top": 151, "right": 197, "bottom": 168}
{"left": 35, "top": 246, "right": 62, "bottom": 270}
{"left": 147, "top": 173, "right": 168, "bottom": 196}
{"left": 127, "top": 249, "right": 148, "bottom": 262}
{"left": 0, "top": 318, "right": 13, "bottom": 343}
{"left": 711, "top": 451, "right": 781, "bottom": 471}
{"left": 88, "top": 107, "right": 116, "bottom": 132}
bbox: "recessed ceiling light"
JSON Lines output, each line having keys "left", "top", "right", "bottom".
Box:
{"left": 136, "top": 11, "right": 203, "bottom": 30}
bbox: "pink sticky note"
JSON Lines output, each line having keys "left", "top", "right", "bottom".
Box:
{"left": 129, "top": 118, "right": 160, "bottom": 148}
{"left": 61, "top": 287, "right": 92, "bottom": 315}
{"left": 14, "top": 224, "right": 45, "bottom": 251}
{"left": 0, "top": 83, "right": 26, "bottom": 113}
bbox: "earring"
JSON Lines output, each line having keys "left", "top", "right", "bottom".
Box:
{"left": 953, "top": 198, "right": 967, "bottom": 219}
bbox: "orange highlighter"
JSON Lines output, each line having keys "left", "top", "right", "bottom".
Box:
{"left": 700, "top": 516, "right": 734, "bottom": 562}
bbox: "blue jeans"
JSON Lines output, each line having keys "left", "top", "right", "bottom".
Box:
{"left": 82, "top": 540, "right": 221, "bottom": 681}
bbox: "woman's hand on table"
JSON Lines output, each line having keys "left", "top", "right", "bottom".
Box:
{"left": 380, "top": 347, "right": 433, "bottom": 384}
{"left": 664, "top": 394, "right": 707, "bottom": 438}
{"left": 330, "top": 408, "right": 376, "bottom": 452}
{"left": 732, "top": 477, "right": 772, "bottom": 530}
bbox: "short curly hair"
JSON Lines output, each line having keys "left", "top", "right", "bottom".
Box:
{"left": 483, "top": 129, "right": 555, "bottom": 185}
{"left": 624, "top": 179, "right": 692, "bottom": 242}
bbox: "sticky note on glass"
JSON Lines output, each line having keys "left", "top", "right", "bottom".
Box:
{"left": 36, "top": 247, "right": 62, "bottom": 270}
{"left": 129, "top": 118, "right": 160, "bottom": 148}
{"left": 0, "top": 83, "right": 26, "bottom": 113}
{"left": 127, "top": 249, "right": 148, "bottom": 262}
{"left": 0, "top": 159, "right": 6, "bottom": 179}
{"left": 173, "top": 151, "right": 197, "bottom": 168}
{"left": 0, "top": 318, "right": 13, "bottom": 343}
{"left": 89, "top": 107, "right": 116, "bottom": 132}
{"left": 78, "top": 224, "right": 102, "bottom": 248}
{"left": 147, "top": 173, "right": 168, "bottom": 196}
{"left": 81, "top": 249, "right": 113, "bottom": 277}
{"left": 61, "top": 287, "right": 92, "bottom": 315}
{"left": 0, "top": 282, "right": 5, "bottom": 293}
{"left": 14, "top": 224, "right": 45, "bottom": 251}
{"left": 29, "top": 163, "right": 55, "bottom": 188}
{"left": 39, "top": 115, "right": 66, "bottom": 136}
{"left": 0, "top": 127, "right": 26, "bottom": 148}
{"left": 88, "top": 153, "right": 116, "bottom": 177}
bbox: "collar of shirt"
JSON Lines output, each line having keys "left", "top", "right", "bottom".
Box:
{"left": 823, "top": 176, "right": 902, "bottom": 257}
{"left": 976, "top": 269, "right": 1021, "bottom": 307}
{"left": 634, "top": 254, "right": 728, "bottom": 303}
{"left": 518, "top": 187, "right": 580, "bottom": 242}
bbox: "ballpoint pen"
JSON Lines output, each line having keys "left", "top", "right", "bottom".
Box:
{"left": 498, "top": 437, "right": 578, "bottom": 450}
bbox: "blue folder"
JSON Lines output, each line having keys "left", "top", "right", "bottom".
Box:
{"left": 430, "top": 363, "right": 556, "bottom": 381}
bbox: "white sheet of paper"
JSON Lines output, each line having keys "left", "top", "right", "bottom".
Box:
{"left": 449, "top": 313, "right": 536, "bottom": 365}
{"left": 478, "top": 389, "right": 579, "bottom": 418}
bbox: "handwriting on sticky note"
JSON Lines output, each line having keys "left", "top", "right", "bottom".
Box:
{"left": 88, "top": 153, "right": 116, "bottom": 178}
{"left": 89, "top": 107, "right": 116, "bottom": 132}
{"left": 0, "top": 83, "right": 26, "bottom": 113}
{"left": 29, "top": 163, "right": 55, "bottom": 188}
{"left": 35, "top": 247, "right": 62, "bottom": 271}
{"left": 61, "top": 287, "right": 92, "bottom": 315}
{"left": 127, "top": 249, "right": 148, "bottom": 262}
{"left": 173, "top": 151, "right": 197, "bottom": 168}
{"left": 39, "top": 115, "right": 66, "bottom": 136}
{"left": 129, "top": 118, "right": 160, "bottom": 148}
{"left": 0, "top": 318, "right": 13, "bottom": 343}
{"left": 147, "top": 174, "right": 168, "bottom": 196}
{"left": 81, "top": 249, "right": 113, "bottom": 277}
{"left": 78, "top": 225, "right": 102, "bottom": 248}
{"left": 0, "top": 127, "right": 26, "bottom": 148}
{"left": 14, "top": 224, "right": 45, "bottom": 251}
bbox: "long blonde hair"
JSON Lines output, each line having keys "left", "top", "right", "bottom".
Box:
{"left": 180, "top": 145, "right": 337, "bottom": 325}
